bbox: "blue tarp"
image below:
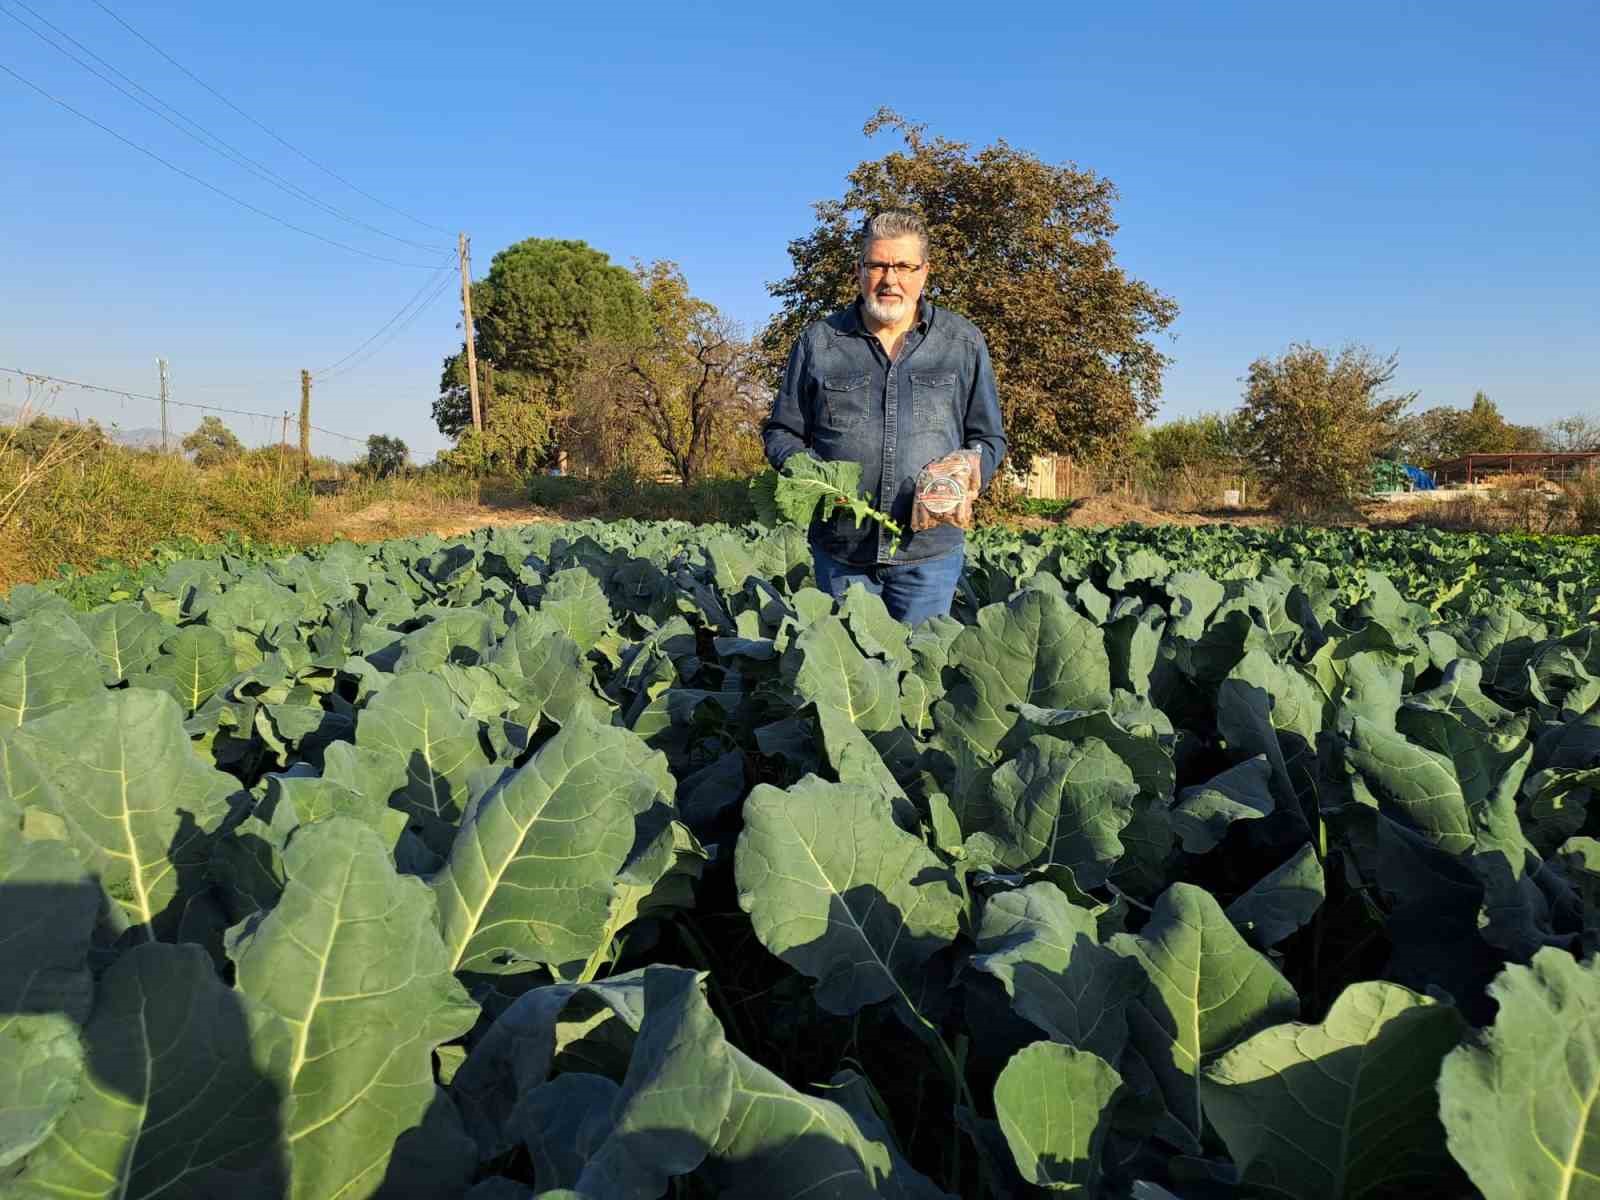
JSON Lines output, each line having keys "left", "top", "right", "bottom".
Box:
{"left": 1403, "top": 464, "right": 1435, "bottom": 490}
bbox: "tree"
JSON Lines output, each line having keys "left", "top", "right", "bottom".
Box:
{"left": 365, "top": 434, "right": 408, "bottom": 478}
{"left": 1545, "top": 413, "right": 1600, "bottom": 452}
{"left": 1395, "top": 393, "right": 1548, "bottom": 464}
{"left": 1236, "top": 344, "right": 1415, "bottom": 513}
{"left": 761, "top": 109, "right": 1178, "bottom": 466}
{"left": 182, "top": 415, "right": 244, "bottom": 467}
{"left": 433, "top": 238, "right": 651, "bottom": 471}
{"left": 1130, "top": 412, "right": 1250, "bottom": 476}
{"left": 573, "top": 261, "right": 763, "bottom": 485}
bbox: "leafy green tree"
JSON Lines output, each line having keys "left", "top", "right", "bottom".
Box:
{"left": 573, "top": 261, "right": 762, "bottom": 485}
{"left": 1131, "top": 412, "right": 1250, "bottom": 476}
{"left": 181, "top": 415, "right": 244, "bottom": 468}
{"left": 1397, "top": 394, "right": 1547, "bottom": 464}
{"left": 433, "top": 238, "right": 650, "bottom": 471}
{"left": 1236, "top": 344, "right": 1415, "bottom": 513}
{"left": 761, "top": 109, "right": 1178, "bottom": 466}
{"left": 364, "top": 434, "right": 408, "bottom": 478}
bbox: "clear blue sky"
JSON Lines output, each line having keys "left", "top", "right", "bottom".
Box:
{"left": 3, "top": 0, "right": 1595, "bottom": 460}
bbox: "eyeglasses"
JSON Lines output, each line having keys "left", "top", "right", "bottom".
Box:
{"left": 860, "top": 260, "right": 926, "bottom": 278}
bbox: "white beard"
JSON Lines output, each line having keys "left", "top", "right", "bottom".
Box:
{"left": 862, "top": 291, "right": 908, "bottom": 325}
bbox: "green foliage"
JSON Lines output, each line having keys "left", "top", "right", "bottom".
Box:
{"left": 761, "top": 108, "right": 1177, "bottom": 466}
{"left": 1237, "top": 343, "right": 1416, "bottom": 513}
{"left": 180, "top": 414, "right": 245, "bottom": 467}
{"left": 749, "top": 452, "right": 903, "bottom": 545}
{"left": 5, "top": 517, "right": 1600, "bottom": 1196}
{"left": 1397, "top": 391, "right": 1549, "bottom": 464}
{"left": 3, "top": 414, "right": 108, "bottom": 459}
{"left": 434, "top": 238, "right": 651, "bottom": 471}
{"left": 571, "top": 260, "right": 764, "bottom": 485}
{"left": 364, "top": 433, "right": 408, "bottom": 478}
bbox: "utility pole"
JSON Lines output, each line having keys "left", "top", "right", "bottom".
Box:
{"left": 459, "top": 232, "right": 481, "bottom": 433}
{"left": 299, "top": 370, "right": 311, "bottom": 479}
{"left": 279, "top": 413, "right": 289, "bottom": 479}
{"left": 157, "top": 358, "right": 170, "bottom": 453}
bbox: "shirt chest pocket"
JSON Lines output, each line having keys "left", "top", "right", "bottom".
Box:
{"left": 819, "top": 373, "right": 871, "bottom": 431}
{"left": 911, "top": 370, "right": 959, "bottom": 434}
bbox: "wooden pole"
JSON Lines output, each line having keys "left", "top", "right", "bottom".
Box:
{"left": 299, "top": 370, "right": 311, "bottom": 480}
{"left": 157, "top": 358, "right": 170, "bottom": 453}
{"left": 278, "top": 412, "right": 289, "bottom": 479}
{"left": 459, "top": 232, "right": 482, "bottom": 433}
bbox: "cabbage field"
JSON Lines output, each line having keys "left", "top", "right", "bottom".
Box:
{"left": 2, "top": 519, "right": 1599, "bottom": 1199}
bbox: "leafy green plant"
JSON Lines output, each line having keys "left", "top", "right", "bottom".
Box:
{"left": 4, "top": 516, "right": 1600, "bottom": 1197}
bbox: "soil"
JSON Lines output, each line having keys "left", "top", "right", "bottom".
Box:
{"left": 309, "top": 497, "right": 560, "bottom": 545}
{"left": 1054, "top": 496, "right": 1283, "bottom": 528}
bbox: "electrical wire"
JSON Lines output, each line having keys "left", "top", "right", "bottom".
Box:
{"left": 315, "top": 272, "right": 457, "bottom": 382}
{"left": 311, "top": 253, "right": 456, "bottom": 377}
{"left": 89, "top": 0, "right": 452, "bottom": 237}
{"left": 0, "top": 0, "right": 448, "bottom": 254}
{"left": 0, "top": 59, "right": 443, "bottom": 269}
{"left": 0, "top": 366, "right": 367, "bottom": 443}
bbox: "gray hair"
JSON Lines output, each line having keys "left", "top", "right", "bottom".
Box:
{"left": 858, "top": 210, "right": 929, "bottom": 264}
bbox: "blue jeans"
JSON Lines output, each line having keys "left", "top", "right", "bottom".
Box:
{"left": 811, "top": 545, "right": 964, "bottom": 626}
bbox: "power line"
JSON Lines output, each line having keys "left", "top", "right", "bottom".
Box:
{"left": 0, "top": 366, "right": 367, "bottom": 443}
{"left": 89, "top": 0, "right": 452, "bottom": 238}
{"left": 315, "top": 272, "right": 457, "bottom": 381}
{"left": 0, "top": 59, "right": 442, "bottom": 269}
{"left": 0, "top": 0, "right": 448, "bottom": 254}
{"left": 311, "top": 254, "right": 456, "bottom": 377}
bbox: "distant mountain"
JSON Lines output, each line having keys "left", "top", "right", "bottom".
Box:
{"left": 110, "top": 427, "right": 167, "bottom": 450}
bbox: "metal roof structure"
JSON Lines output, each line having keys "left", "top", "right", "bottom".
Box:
{"left": 1428, "top": 450, "right": 1600, "bottom": 485}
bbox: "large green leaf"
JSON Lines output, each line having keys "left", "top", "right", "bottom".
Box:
{"left": 432, "top": 718, "right": 663, "bottom": 974}
{"left": 566, "top": 968, "right": 735, "bottom": 1198}
{"left": 1346, "top": 715, "right": 1529, "bottom": 864}
{"left": 0, "top": 836, "right": 95, "bottom": 1168}
{"left": 11, "top": 942, "right": 289, "bottom": 1199}
{"left": 6, "top": 690, "right": 239, "bottom": 939}
{"left": 1226, "top": 842, "right": 1325, "bottom": 949}
{"left": 934, "top": 588, "right": 1113, "bottom": 757}
{"left": 1201, "top": 981, "right": 1467, "bottom": 1200}
{"left": 993, "top": 1041, "right": 1124, "bottom": 1195}
{"left": 736, "top": 775, "right": 964, "bottom": 1016}
{"left": 149, "top": 625, "right": 238, "bottom": 712}
{"left": 963, "top": 735, "right": 1139, "bottom": 888}
{"left": 1109, "top": 882, "right": 1299, "bottom": 1150}
{"left": 0, "top": 613, "right": 105, "bottom": 727}
{"left": 1439, "top": 947, "right": 1600, "bottom": 1200}
{"left": 75, "top": 602, "right": 168, "bottom": 685}
{"left": 537, "top": 568, "right": 613, "bottom": 653}
{"left": 788, "top": 614, "right": 902, "bottom": 732}
{"left": 231, "top": 817, "right": 478, "bottom": 1200}
{"left": 1171, "top": 755, "right": 1275, "bottom": 853}
{"left": 355, "top": 672, "right": 489, "bottom": 853}
{"left": 489, "top": 619, "right": 612, "bottom": 729}
{"left": 971, "top": 881, "right": 1142, "bottom": 1064}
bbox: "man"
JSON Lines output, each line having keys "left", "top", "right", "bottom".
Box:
{"left": 762, "top": 210, "right": 1006, "bottom": 624}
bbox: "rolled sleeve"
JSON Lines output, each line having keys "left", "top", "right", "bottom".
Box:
{"left": 762, "top": 336, "right": 811, "bottom": 470}
{"left": 963, "top": 333, "right": 1007, "bottom": 487}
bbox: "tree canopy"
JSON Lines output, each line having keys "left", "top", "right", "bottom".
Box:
{"left": 572, "top": 261, "right": 764, "bottom": 485}
{"left": 365, "top": 434, "right": 408, "bottom": 478}
{"left": 433, "top": 238, "right": 650, "bottom": 470}
{"left": 760, "top": 109, "right": 1178, "bottom": 466}
{"left": 1395, "top": 392, "right": 1546, "bottom": 464}
{"left": 182, "top": 415, "right": 244, "bottom": 468}
{"left": 1237, "top": 343, "right": 1415, "bottom": 513}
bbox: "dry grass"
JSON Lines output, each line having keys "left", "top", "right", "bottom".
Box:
{"left": 0, "top": 440, "right": 552, "bottom": 591}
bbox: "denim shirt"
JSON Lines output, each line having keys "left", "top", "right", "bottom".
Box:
{"left": 762, "top": 298, "right": 1007, "bottom": 565}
